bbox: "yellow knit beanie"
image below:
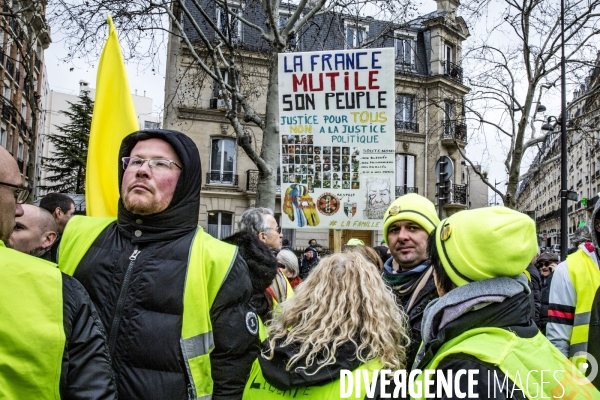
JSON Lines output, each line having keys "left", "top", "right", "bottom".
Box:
{"left": 382, "top": 193, "right": 440, "bottom": 245}
{"left": 435, "top": 207, "right": 538, "bottom": 286}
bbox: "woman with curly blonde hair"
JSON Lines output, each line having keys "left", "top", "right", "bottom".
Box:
{"left": 243, "top": 252, "right": 410, "bottom": 399}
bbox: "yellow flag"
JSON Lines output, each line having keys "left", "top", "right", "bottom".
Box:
{"left": 86, "top": 16, "right": 139, "bottom": 217}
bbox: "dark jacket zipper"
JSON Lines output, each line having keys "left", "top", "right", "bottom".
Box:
{"left": 108, "top": 247, "right": 140, "bottom": 356}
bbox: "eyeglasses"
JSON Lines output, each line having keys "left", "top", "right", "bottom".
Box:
{"left": 266, "top": 226, "right": 282, "bottom": 234}
{"left": 538, "top": 261, "right": 555, "bottom": 268}
{"left": 122, "top": 157, "right": 182, "bottom": 172}
{"left": 0, "top": 181, "right": 30, "bottom": 204}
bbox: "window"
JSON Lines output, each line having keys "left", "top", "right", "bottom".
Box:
{"left": 217, "top": 4, "right": 241, "bottom": 42}
{"left": 207, "top": 211, "right": 233, "bottom": 239}
{"left": 445, "top": 44, "right": 454, "bottom": 63}
{"left": 4, "top": 84, "right": 10, "bottom": 100}
{"left": 144, "top": 121, "right": 159, "bottom": 129}
{"left": 396, "top": 154, "right": 416, "bottom": 194}
{"left": 444, "top": 102, "right": 456, "bottom": 123}
{"left": 17, "top": 139, "right": 23, "bottom": 159}
{"left": 346, "top": 24, "right": 367, "bottom": 49}
{"left": 395, "top": 32, "right": 416, "bottom": 67}
{"left": 212, "top": 69, "right": 237, "bottom": 101}
{"left": 0, "top": 128, "right": 5, "bottom": 148}
{"left": 396, "top": 94, "right": 416, "bottom": 131}
{"left": 209, "top": 137, "right": 237, "bottom": 184}
{"left": 396, "top": 95, "right": 415, "bottom": 122}
{"left": 279, "top": 13, "right": 298, "bottom": 51}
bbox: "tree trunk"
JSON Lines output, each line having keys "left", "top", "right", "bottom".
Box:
{"left": 255, "top": 54, "right": 280, "bottom": 210}
{"left": 505, "top": 85, "right": 536, "bottom": 208}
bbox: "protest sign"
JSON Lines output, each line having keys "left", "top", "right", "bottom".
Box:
{"left": 279, "top": 48, "right": 395, "bottom": 230}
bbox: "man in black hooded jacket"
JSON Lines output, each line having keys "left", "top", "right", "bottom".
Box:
{"left": 58, "top": 130, "right": 257, "bottom": 399}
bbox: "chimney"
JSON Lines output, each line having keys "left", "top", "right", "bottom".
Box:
{"left": 144, "top": 90, "right": 146, "bottom": 97}
{"left": 135, "top": 89, "right": 138, "bottom": 95}
{"left": 436, "top": 0, "right": 460, "bottom": 17}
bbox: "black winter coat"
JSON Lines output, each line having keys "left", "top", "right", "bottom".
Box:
{"left": 540, "top": 272, "right": 553, "bottom": 335}
{"left": 60, "top": 274, "right": 117, "bottom": 399}
{"left": 69, "top": 130, "right": 256, "bottom": 399}
{"left": 222, "top": 232, "right": 279, "bottom": 321}
{"left": 526, "top": 263, "right": 542, "bottom": 326}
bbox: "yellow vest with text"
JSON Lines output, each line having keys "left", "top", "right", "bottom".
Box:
{"left": 412, "top": 327, "right": 600, "bottom": 399}
{"left": 566, "top": 249, "right": 600, "bottom": 371}
{"left": 59, "top": 216, "right": 237, "bottom": 400}
{"left": 243, "top": 357, "right": 382, "bottom": 400}
{"left": 0, "top": 243, "right": 66, "bottom": 399}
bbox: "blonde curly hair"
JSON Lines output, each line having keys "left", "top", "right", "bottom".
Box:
{"left": 264, "top": 252, "right": 410, "bottom": 373}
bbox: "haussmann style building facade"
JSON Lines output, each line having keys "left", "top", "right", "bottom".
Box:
{"left": 164, "top": 0, "right": 474, "bottom": 248}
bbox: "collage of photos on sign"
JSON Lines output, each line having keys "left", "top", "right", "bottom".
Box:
{"left": 281, "top": 134, "right": 361, "bottom": 192}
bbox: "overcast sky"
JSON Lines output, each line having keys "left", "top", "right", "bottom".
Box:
{"left": 45, "top": 1, "right": 560, "bottom": 203}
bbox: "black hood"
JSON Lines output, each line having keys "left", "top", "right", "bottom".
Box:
{"left": 117, "top": 129, "right": 201, "bottom": 243}
{"left": 222, "top": 232, "right": 278, "bottom": 294}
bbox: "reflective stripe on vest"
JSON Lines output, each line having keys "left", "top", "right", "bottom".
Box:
{"left": 0, "top": 244, "right": 65, "bottom": 399}
{"left": 59, "top": 216, "right": 237, "bottom": 400}
{"left": 412, "top": 327, "right": 599, "bottom": 399}
{"left": 566, "top": 249, "right": 600, "bottom": 368}
{"left": 242, "top": 358, "right": 382, "bottom": 400}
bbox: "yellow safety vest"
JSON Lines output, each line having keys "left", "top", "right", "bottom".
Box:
{"left": 412, "top": 327, "right": 600, "bottom": 399}
{"left": 59, "top": 216, "right": 237, "bottom": 400}
{"left": 243, "top": 357, "right": 382, "bottom": 400}
{"left": 0, "top": 243, "right": 65, "bottom": 399}
{"left": 258, "top": 273, "right": 295, "bottom": 341}
{"left": 566, "top": 249, "right": 600, "bottom": 373}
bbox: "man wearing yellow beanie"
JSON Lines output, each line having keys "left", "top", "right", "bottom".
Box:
{"left": 381, "top": 193, "right": 440, "bottom": 369}
{"left": 410, "top": 207, "right": 600, "bottom": 398}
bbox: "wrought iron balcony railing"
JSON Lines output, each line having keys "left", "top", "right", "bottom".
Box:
{"left": 206, "top": 172, "right": 238, "bottom": 186}
{"left": 442, "top": 120, "right": 468, "bottom": 142}
{"left": 395, "top": 120, "right": 419, "bottom": 132}
{"left": 246, "top": 169, "right": 281, "bottom": 193}
{"left": 448, "top": 183, "right": 467, "bottom": 205}
{"left": 395, "top": 186, "right": 418, "bottom": 197}
{"left": 444, "top": 61, "right": 463, "bottom": 84}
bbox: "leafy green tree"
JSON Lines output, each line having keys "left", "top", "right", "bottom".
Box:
{"left": 41, "top": 93, "right": 93, "bottom": 194}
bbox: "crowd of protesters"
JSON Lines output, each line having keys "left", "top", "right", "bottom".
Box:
{"left": 1, "top": 129, "right": 600, "bottom": 399}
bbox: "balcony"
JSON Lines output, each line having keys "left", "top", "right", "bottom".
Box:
{"left": 441, "top": 120, "right": 467, "bottom": 148}
{"left": 246, "top": 169, "right": 281, "bottom": 193}
{"left": 2, "top": 105, "right": 11, "bottom": 121}
{"left": 395, "top": 120, "right": 419, "bottom": 132}
{"left": 443, "top": 61, "right": 463, "bottom": 84}
{"left": 588, "top": 195, "right": 598, "bottom": 210}
{"left": 6, "top": 59, "right": 14, "bottom": 77}
{"left": 206, "top": 172, "right": 238, "bottom": 186}
{"left": 395, "top": 186, "right": 418, "bottom": 197}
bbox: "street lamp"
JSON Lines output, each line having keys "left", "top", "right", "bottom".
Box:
{"left": 540, "top": 0, "right": 567, "bottom": 260}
